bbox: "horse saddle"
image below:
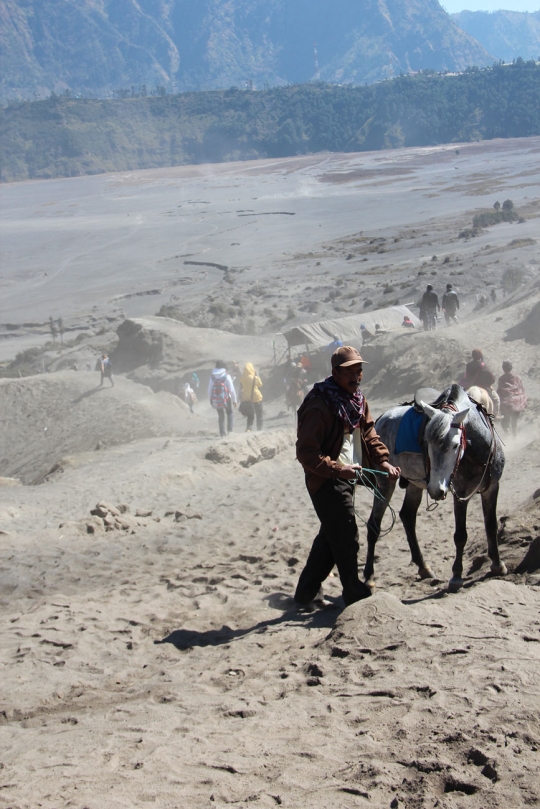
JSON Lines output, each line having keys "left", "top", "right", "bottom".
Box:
{"left": 413, "top": 387, "right": 441, "bottom": 411}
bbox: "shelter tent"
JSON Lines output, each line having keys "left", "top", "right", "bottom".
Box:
{"left": 282, "top": 305, "right": 421, "bottom": 351}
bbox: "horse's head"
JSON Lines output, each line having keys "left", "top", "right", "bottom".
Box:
{"left": 419, "top": 401, "right": 469, "bottom": 500}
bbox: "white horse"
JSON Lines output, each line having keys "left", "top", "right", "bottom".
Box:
{"left": 364, "top": 384, "right": 506, "bottom": 592}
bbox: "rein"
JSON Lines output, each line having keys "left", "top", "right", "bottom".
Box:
{"left": 422, "top": 401, "right": 466, "bottom": 490}
{"left": 442, "top": 402, "right": 468, "bottom": 491}
{"left": 449, "top": 404, "right": 497, "bottom": 502}
{"left": 423, "top": 399, "right": 494, "bottom": 502}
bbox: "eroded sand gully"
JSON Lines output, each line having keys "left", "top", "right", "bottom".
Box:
{"left": 1, "top": 139, "right": 539, "bottom": 808}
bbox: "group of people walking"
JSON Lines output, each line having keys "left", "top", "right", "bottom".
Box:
{"left": 419, "top": 283, "right": 460, "bottom": 330}
{"left": 181, "top": 361, "right": 264, "bottom": 437}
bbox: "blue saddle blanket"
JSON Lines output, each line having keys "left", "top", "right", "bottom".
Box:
{"left": 395, "top": 407, "right": 424, "bottom": 455}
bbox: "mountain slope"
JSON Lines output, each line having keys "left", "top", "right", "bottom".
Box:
{"left": 169, "top": 0, "right": 493, "bottom": 88}
{"left": 0, "top": 0, "right": 492, "bottom": 100}
{"left": 453, "top": 10, "right": 540, "bottom": 63}
{"left": 0, "top": 0, "right": 179, "bottom": 98}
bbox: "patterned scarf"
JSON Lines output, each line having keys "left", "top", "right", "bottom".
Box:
{"left": 303, "top": 375, "right": 365, "bottom": 432}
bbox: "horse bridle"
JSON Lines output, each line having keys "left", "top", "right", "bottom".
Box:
{"left": 422, "top": 402, "right": 465, "bottom": 491}
{"left": 423, "top": 400, "right": 495, "bottom": 501}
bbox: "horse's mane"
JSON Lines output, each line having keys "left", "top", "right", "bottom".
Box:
{"left": 431, "top": 383, "right": 468, "bottom": 410}
{"left": 425, "top": 384, "right": 469, "bottom": 445}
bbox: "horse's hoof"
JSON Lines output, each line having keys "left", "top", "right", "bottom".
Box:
{"left": 448, "top": 577, "right": 463, "bottom": 593}
{"left": 490, "top": 562, "right": 507, "bottom": 576}
{"left": 419, "top": 566, "right": 435, "bottom": 580}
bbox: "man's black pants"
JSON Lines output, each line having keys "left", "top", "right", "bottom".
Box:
{"left": 295, "top": 477, "right": 371, "bottom": 607}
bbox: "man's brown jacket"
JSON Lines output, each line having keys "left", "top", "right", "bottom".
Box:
{"left": 296, "top": 395, "right": 389, "bottom": 493}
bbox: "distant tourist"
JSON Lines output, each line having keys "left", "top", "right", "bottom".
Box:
{"left": 325, "top": 335, "right": 343, "bottom": 354}
{"left": 285, "top": 361, "right": 307, "bottom": 411}
{"left": 497, "top": 361, "right": 527, "bottom": 437}
{"left": 419, "top": 284, "right": 440, "bottom": 331}
{"left": 183, "top": 381, "right": 197, "bottom": 414}
{"left": 442, "top": 283, "right": 459, "bottom": 326}
{"left": 229, "top": 360, "right": 242, "bottom": 398}
{"left": 191, "top": 372, "right": 200, "bottom": 391}
{"left": 99, "top": 354, "right": 114, "bottom": 387}
{"left": 208, "top": 360, "right": 237, "bottom": 437}
{"left": 239, "top": 363, "right": 263, "bottom": 431}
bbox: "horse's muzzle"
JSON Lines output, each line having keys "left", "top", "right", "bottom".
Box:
{"left": 428, "top": 484, "right": 448, "bottom": 501}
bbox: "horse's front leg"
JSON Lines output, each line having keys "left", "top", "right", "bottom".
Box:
{"left": 399, "top": 484, "right": 435, "bottom": 579}
{"left": 450, "top": 496, "right": 469, "bottom": 591}
{"left": 364, "top": 478, "right": 396, "bottom": 587}
{"left": 482, "top": 480, "right": 507, "bottom": 577}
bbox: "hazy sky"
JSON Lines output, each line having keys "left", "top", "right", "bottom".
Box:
{"left": 442, "top": 0, "right": 539, "bottom": 10}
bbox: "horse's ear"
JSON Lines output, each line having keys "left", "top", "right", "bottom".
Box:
{"left": 419, "top": 402, "right": 438, "bottom": 420}
{"left": 451, "top": 407, "right": 469, "bottom": 427}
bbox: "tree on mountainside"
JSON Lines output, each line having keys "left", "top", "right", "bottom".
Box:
{"left": 2, "top": 62, "right": 540, "bottom": 182}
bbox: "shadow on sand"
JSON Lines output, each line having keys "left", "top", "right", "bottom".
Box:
{"left": 72, "top": 385, "right": 109, "bottom": 404}
{"left": 156, "top": 592, "right": 343, "bottom": 650}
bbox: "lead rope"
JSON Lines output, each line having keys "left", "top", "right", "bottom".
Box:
{"left": 449, "top": 410, "right": 497, "bottom": 502}
{"left": 352, "top": 468, "right": 397, "bottom": 537}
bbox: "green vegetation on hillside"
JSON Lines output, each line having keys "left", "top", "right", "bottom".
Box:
{"left": 2, "top": 60, "right": 540, "bottom": 182}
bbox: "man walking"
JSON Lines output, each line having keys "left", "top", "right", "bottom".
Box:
{"left": 294, "top": 346, "right": 400, "bottom": 608}
{"left": 442, "top": 283, "right": 460, "bottom": 326}
{"left": 419, "top": 284, "right": 440, "bottom": 331}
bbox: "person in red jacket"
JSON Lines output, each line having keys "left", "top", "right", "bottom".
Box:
{"left": 497, "top": 360, "right": 527, "bottom": 437}
{"left": 294, "top": 346, "right": 400, "bottom": 608}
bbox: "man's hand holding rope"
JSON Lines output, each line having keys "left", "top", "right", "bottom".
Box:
{"left": 339, "top": 461, "right": 400, "bottom": 481}
{"left": 379, "top": 460, "right": 401, "bottom": 480}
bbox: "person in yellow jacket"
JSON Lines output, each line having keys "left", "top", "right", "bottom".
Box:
{"left": 239, "top": 363, "right": 263, "bottom": 431}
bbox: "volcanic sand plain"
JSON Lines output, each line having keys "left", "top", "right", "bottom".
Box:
{"left": 1, "top": 139, "right": 540, "bottom": 808}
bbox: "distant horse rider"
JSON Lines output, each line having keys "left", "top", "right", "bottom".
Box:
{"left": 442, "top": 283, "right": 460, "bottom": 326}
{"left": 462, "top": 349, "right": 500, "bottom": 416}
{"left": 419, "top": 284, "right": 440, "bottom": 331}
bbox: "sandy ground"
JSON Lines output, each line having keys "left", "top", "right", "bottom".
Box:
{"left": 1, "top": 137, "right": 540, "bottom": 339}
{"left": 1, "top": 141, "right": 540, "bottom": 808}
